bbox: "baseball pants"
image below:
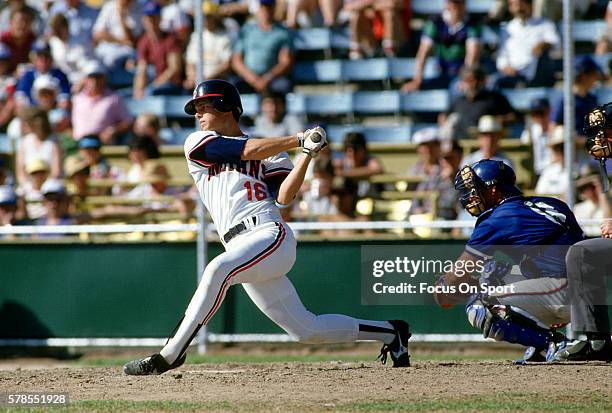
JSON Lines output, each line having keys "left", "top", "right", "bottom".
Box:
{"left": 160, "top": 221, "right": 396, "bottom": 364}
{"left": 565, "top": 238, "right": 612, "bottom": 334}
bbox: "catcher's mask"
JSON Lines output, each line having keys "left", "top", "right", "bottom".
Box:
{"left": 454, "top": 159, "right": 522, "bottom": 217}
{"left": 184, "top": 79, "right": 243, "bottom": 121}
{"left": 584, "top": 102, "right": 612, "bottom": 160}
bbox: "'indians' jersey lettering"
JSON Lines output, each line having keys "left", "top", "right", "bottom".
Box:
{"left": 184, "top": 131, "right": 292, "bottom": 239}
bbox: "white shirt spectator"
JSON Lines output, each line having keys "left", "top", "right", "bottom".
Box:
{"left": 185, "top": 28, "right": 232, "bottom": 78}
{"left": 93, "top": 0, "right": 143, "bottom": 68}
{"left": 496, "top": 17, "right": 559, "bottom": 72}
{"left": 251, "top": 113, "right": 305, "bottom": 138}
{"left": 48, "top": 0, "right": 99, "bottom": 49}
{"left": 520, "top": 122, "right": 551, "bottom": 175}
{"left": 49, "top": 35, "right": 94, "bottom": 85}
{"left": 534, "top": 161, "right": 566, "bottom": 195}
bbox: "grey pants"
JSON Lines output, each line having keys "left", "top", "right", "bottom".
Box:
{"left": 565, "top": 238, "right": 612, "bottom": 334}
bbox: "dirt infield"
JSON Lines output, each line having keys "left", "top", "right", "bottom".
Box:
{"left": 0, "top": 351, "right": 610, "bottom": 412}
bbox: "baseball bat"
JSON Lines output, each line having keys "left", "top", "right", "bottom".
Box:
{"left": 310, "top": 131, "right": 322, "bottom": 143}
{"left": 599, "top": 158, "right": 610, "bottom": 193}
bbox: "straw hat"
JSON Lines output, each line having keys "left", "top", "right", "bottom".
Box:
{"left": 64, "top": 156, "right": 90, "bottom": 178}
{"left": 26, "top": 159, "right": 50, "bottom": 174}
{"left": 140, "top": 161, "right": 171, "bottom": 184}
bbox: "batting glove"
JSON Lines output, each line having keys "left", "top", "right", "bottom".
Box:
{"left": 298, "top": 126, "right": 327, "bottom": 158}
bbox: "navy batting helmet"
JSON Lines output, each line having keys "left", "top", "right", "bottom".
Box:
{"left": 184, "top": 79, "right": 243, "bottom": 121}
{"left": 454, "top": 159, "right": 522, "bottom": 217}
{"left": 584, "top": 102, "right": 612, "bottom": 160}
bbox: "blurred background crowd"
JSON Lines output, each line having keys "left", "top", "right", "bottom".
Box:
{"left": 0, "top": 0, "right": 610, "bottom": 238}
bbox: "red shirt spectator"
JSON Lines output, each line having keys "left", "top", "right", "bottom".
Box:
{"left": 133, "top": 1, "right": 183, "bottom": 98}
{"left": 0, "top": 5, "right": 36, "bottom": 73}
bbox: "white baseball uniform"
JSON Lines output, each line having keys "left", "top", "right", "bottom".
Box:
{"left": 159, "top": 131, "right": 397, "bottom": 364}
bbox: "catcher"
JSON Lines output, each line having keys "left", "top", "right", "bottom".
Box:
{"left": 434, "top": 159, "right": 585, "bottom": 362}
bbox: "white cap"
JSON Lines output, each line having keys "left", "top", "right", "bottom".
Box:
{"left": 0, "top": 185, "right": 16, "bottom": 205}
{"left": 83, "top": 60, "right": 107, "bottom": 77}
{"left": 33, "top": 74, "right": 60, "bottom": 95}
{"left": 41, "top": 179, "right": 66, "bottom": 196}
{"left": 412, "top": 127, "right": 440, "bottom": 145}
{"left": 477, "top": 115, "right": 503, "bottom": 134}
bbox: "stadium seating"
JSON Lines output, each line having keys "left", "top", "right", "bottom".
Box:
{"left": 411, "top": 0, "right": 493, "bottom": 15}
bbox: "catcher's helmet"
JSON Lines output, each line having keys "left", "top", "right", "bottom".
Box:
{"left": 454, "top": 159, "right": 522, "bottom": 217}
{"left": 184, "top": 79, "right": 243, "bottom": 121}
{"left": 584, "top": 102, "right": 612, "bottom": 160}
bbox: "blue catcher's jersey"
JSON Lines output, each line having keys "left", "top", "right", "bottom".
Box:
{"left": 466, "top": 196, "right": 586, "bottom": 278}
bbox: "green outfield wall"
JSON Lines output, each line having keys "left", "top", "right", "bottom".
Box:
{"left": 1, "top": 239, "right": 605, "bottom": 339}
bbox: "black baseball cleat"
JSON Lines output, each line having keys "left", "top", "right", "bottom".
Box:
{"left": 377, "top": 320, "right": 411, "bottom": 367}
{"left": 553, "top": 338, "right": 612, "bottom": 362}
{"left": 123, "top": 353, "right": 186, "bottom": 375}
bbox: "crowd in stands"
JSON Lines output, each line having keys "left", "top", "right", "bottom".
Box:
{"left": 0, "top": 0, "right": 610, "bottom": 238}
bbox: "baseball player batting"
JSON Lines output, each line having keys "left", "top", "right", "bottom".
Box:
{"left": 123, "top": 80, "right": 410, "bottom": 375}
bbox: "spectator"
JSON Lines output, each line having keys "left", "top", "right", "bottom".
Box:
{"left": 78, "top": 134, "right": 120, "bottom": 180}
{"left": 158, "top": 0, "right": 191, "bottom": 47}
{"left": 92, "top": 0, "right": 143, "bottom": 70}
{"left": 231, "top": 0, "right": 295, "bottom": 94}
{"left": 37, "top": 178, "right": 75, "bottom": 226}
{"left": 334, "top": 132, "right": 384, "bottom": 217}
{"left": 14, "top": 40, "right": 71, "bottom": 109}
{"left": 409, "top": 127, "right": 441, "bottom": 177}
{"left": 31, "top": 74, "right": 60, "bottom": 112}
{"left": 573, "top": 163, "right": 611, "bottom": 222}
{"left": 461, "top": 115, "right": 514, "bottom": 168}
{"left": 15, "top": 107, "right": 62, "bottom": 185}
{"left": 494, "top": 0, "right": 559, "bottom": 88}
{"left": 132, "top": 113, "right": 163, "bottom": 145}
{"left": 133, "top": 1, "right": 184, "bottom": 98}
{"left": 0, "top": 42, "right": 16, "bottom": 131}
{"left": 125, "top": 135, "right": 160, "bottom": 183}
{"left": 344, "top": 0, "right": 406, "bottom": 59}
{"left": 595, "top": 1, "right": 612, "bottom": 55}
{"left": 64, "top": 155, "right": 90, "bottom": 200}
{"left": 0, "top": 185, "right": 27, "bottom": 230}
{"left": 520, "top": 97, "right": 551, "bottom": 176}
{"left": 411, "top": 141, "right": 462, "bottom": 219}
{"left": 251, "top": 91, "right": 305, "bottom": 138}
{"left": 286, "top": 0, "right": 341, "bottom": 28}
{"left": 0, "top": 0, "right": 41, "bottom": 34}
{"left": 72, "top": 61, "right": 133, "bottom": 143}
{"left": 440, "top": 65, "right": 515, "bottom": 140}
{"left": 184, "top": 1, "right": 232, "bottom": 89}
{"left": 47, "top": 0, "right": 99, "bottom": 50}
{"left": 549, "top": 56, "right": 602, "bottom": 136}
{"left": 48, "top": 12, "right": 95, "bottom": 88}
{"left": 534, "top": 125, "right": 566, "bottom": 195}
{"left": 402, "top": 0, "right": 481, "bottom": 92}
{"left": 296, "top": 157, "right": 340, "bottom": 219}
{"left": 18, "top": 158, "right": 49, "bottom": 220}
{"left": 0, "top": 5, "right": 36, "bottom": 73}
{"left": 127, "top": 160, "right": 179, "bottom": 210}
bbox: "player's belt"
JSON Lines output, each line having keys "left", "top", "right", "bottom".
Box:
{"left": 223, "top": 216, "right": 258, "bottom": 243}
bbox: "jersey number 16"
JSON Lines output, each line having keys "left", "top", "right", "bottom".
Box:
{"left": 244, "top": 181, "right": 267, "bottom": 201}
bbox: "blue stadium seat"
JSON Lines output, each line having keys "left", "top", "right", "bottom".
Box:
{"left": 481, "top": 25, "right": 500, "bottom": 45}
{"left": 325, "top": 124, "right": 412, "bottom": 144}
{"left": 302, "top": 92, "right": 353, "bottom": 115}
{"left": 287, "top": 93, "right": 306, "bottom": 114}
{"left": 342, "top": 59, "right": 389, "bottom": 82}
{"left": 330, "top": 27, "right": 351, "bottom": 50}
{"left": 164, "top": 96, "right": 190, "bottom": 117}
{"left": 401, "top": 90, "right": 449, "bottom": 112}
{"left": 294, "top": 60, "right": 342, "bottom": 83}
{"left": 389, "top": 58, "right": 440, "bottom": 80}
{"left": 571, "top": 21, "right": 608, "bottom": 42}
{"left": 412, "top": 0, "right": 493, "bottom": 14}
{"left": 597, "top": 87, "right": 612, "bottom": 105}
{"left": 241, "top": 94, "right": 260, "bottom": 117}
{"left": 501, "top": 88, "right": 550, "bottom": 111}
{"left": 353, "top": 91, "right": 400, "bottom": 114}
{"left": 125, "top": 97, "right": 165, "bottom": 116}
{"left": 294, "top": 28, "right": 332, "bottom": 51}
